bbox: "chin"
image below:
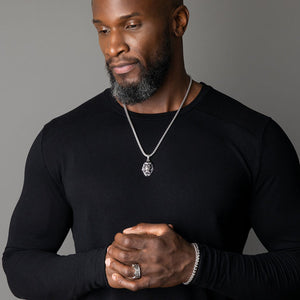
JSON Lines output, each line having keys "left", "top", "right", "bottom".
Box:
{"left": 114, "top": 74, "right": 141, "bottom": 87}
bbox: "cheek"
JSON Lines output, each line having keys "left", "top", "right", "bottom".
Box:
{"left": 126, "top": 34, "right": 158, "bottom": 67}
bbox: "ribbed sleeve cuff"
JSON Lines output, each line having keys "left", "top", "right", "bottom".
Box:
{"left": 86, "top": 247, "right": 109, "bottom": 289}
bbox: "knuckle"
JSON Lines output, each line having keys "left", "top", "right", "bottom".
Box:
{"left": 120, "top": 251, "right": 129, "bottom": 261}
{"left": 131, "top": 284, "right": 139, "bottom": 292}
{"left": 123, "top": 237, "right": 131, "bottom": 247}
{"left": 109, "top": 260, "right": 114, "bottom": 268}
{"left": 114, "top": 232, "right": 121, "bottom": 240}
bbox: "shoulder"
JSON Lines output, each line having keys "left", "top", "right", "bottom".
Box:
{"left": 198, "top": 83, "right": 272, "bottom": 137}
{"left": 41, "top": 88, "right": 112, "bottom": 142}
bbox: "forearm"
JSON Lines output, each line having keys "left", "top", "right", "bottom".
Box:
{"left": 2, "top": 246, "right": 108, "bottom": 300}
{"left": 191, "top": 244, "right": 300, "bottom": 300}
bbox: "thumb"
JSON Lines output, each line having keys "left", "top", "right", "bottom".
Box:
{"left": 123, "top": 223, "right": 171, "bottom": 236}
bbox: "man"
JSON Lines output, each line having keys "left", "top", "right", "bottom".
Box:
{"left": 2, "top": 0, "right": 300, "bottom": 299}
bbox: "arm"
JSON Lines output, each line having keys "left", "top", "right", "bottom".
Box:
{"left": 2, "top": 128, "right": 108, "bottom": 300}
{"left": 189, "top": 118, "right": 300, "bottom": 299}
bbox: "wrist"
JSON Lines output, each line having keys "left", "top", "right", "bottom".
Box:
{"left": 181, "top": 243, "right": 195, "bottom": 282}
{"left": 182, "top": 243, "right": 200, "bottom": 285}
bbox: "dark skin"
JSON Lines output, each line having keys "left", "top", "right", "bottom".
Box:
{"left": 105, "top": 223, "right": 195, "bottom": 291}
{"left": 92, "top": 0, "right": 201, "bottom": 291}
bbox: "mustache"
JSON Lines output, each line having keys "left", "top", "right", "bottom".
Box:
{"left": 106, "top": 57, "right": 140, "bottom": 69}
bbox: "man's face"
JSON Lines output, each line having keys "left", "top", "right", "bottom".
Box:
{"left": 92, "top": 0, "right": 173, "bottom": 105}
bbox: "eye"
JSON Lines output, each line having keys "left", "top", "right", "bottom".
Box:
{"left": 125, "top": 23, "right": 141, "bottom": 30}
{"left": 99, "top": 29, "right": 108, "bottom": 34}
{"left": 97, "top": 26, "right": 110, "bottom": 35}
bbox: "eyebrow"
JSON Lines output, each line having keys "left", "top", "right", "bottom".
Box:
{"left": 92, "top": 12, "right": 142, "bottom": 24}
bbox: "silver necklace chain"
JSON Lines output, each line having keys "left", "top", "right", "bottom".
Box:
{"left": 123, "top": 75, "right": 193, "bottom": 176}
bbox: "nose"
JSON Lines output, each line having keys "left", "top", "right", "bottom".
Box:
{"left": 105, "top": 29, "right": 129, "bottom": 58}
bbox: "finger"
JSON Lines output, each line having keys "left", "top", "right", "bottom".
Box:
{"left": 108, "top": 244, "right": 141, "bottom": 264}
{"left": 123, "top": 223, "right": 170, "bottom": 236}
{"left": 105, "top": 257, "right": 139, "bottom": 279}
{"left": 114, "top": 232, "right": 147, "bottom": 250}
{"left": 111, "top": 273, "right": 150, "bottom": 291}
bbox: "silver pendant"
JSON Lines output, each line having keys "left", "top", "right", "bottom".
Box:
{"left": 141, "top": 157, "right": 154, "bottom": 176}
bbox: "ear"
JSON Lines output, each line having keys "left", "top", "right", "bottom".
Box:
{"left": 172, "top": 5, "right": 190, "bottom": 37}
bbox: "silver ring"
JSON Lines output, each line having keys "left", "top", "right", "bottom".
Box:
{"left": 131, "top": 263, "right": 141, "bottom": 280}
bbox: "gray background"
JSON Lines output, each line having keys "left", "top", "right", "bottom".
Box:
{"left": 1, "top": 0, "right": 299, "bottom": 298}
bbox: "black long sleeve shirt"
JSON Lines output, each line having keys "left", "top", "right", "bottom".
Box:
{"left": 2, "top": 82, "right": 300, "bottom": 299}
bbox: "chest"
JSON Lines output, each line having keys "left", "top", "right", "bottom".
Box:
{"left": 62, "top": 118, "right": 253, "bottom": 248}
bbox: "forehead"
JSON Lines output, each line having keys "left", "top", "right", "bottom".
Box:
{"left": 92, "top": 0, "right": 168, "bottom": 21}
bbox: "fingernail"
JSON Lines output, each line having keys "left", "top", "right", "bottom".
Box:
{"left": 112, "top": 274, "right": 118, "bottom": 281}
{"left": 105, "top": 258, "right": 111, "bottom": 266}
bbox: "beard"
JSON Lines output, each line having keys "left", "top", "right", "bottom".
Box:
{"left": 106, "top": 30, "right": 172, "bottom": 105}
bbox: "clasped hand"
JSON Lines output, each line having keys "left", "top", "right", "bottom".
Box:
{"left": 105, "top": 223, "right": 195, "bottom": 291}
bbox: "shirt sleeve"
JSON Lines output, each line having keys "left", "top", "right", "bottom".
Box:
{"left": 189, "top": 118, "right": 300, "bottom": 299}
{"left": 2, "top": 127, "right": 109, "bottom": 300}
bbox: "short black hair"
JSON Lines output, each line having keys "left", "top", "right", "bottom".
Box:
{"left": 174, "top": 0, "right": 183, "bottom": 6}
{"left": 91, "top": 0, "right": 183, "bottom": 8}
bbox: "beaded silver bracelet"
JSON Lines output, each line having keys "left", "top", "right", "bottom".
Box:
{"left": 182, "top": 243, "right": 200, "bottom": 285}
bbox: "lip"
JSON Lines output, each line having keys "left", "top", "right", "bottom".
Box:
{"left": 111, "top": 62, "right": 137, "bottom": 75}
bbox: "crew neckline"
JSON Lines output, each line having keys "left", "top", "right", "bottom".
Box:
{"left": 107, "top": 81, "right": 209, "bottom": 120}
